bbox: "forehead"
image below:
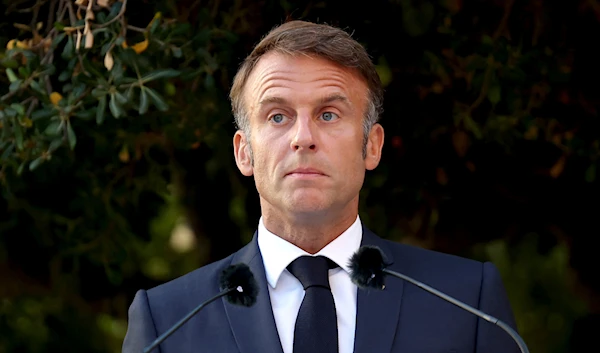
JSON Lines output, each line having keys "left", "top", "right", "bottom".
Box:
{"left": 243, "top": 52, "right": 368, "bottom": 112}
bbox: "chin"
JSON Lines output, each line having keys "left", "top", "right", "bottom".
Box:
{"left": 286, "top": 194, "right": 329, "bottom": 213}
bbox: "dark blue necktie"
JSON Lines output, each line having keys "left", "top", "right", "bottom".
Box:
{"left": 287, "top": 255, "right": 339, "bottom": 353}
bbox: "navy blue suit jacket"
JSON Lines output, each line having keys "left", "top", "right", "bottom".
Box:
{"left": 122, "top": 227, "right": 520, "bottom": 353}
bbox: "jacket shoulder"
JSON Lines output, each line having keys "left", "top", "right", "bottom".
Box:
{"left": 381, "top": 238, "right": 488, "bottom": 289}
{"left": 145, "top": 253, "right": 235, "bottom": 311}
{"left": 385, "top": 239, "right": 482, "bottom": 266}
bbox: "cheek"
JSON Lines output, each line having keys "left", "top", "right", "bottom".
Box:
{"left": 252, "top": 142, "right": 282, "bottom": 177}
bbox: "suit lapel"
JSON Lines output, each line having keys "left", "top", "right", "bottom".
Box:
{"left": 353, "top": 227, "right": 404, "bottom": 353}
{"left": 222, "top": 232, "right": 284, "bottom": 353}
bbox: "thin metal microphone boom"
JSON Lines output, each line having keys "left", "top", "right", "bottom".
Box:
{"left": 143, "top": 289, "right": 234, "bottom": 353}
{"left": 383, "top": 268, "right": 529, "bottom": 353}
{"left": 142, "top": 262, "right": 258, "bottom": 353}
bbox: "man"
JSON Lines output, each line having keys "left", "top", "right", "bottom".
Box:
{"left": 123, "top": 20, "right": 521, "bottom": 353}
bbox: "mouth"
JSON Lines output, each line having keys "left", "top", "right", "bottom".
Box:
{"left": 285, "top": 168, "right": 327, "bottom": 178}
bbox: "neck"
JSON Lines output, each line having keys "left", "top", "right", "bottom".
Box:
{"left": 261, "top": 206, "right": 358, "bottom": 254}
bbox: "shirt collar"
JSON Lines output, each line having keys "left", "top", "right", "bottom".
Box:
{"left": 257, "top": 215, "right": 363, "bottom": 288}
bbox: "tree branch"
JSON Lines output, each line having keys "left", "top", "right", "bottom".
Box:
{"left": 45, "top": 0, "right": 58, "bottom": 33}
{"left": 126, "top": 25, "right": 146, "bottom": 33}
{"left": 25, "top": 98, "right": 39, "bottom": 118}
{"left": 94, "top": 0, "right": 128, "bottom": 28}
{"left": 30, "top": 0, "right": 44, "bottom": 36}
{"left": 66, "top": 0, "right": 77, "bottom": 25}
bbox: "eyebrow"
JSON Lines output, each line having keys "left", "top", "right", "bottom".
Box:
{"left": 258, "top": 94, "right": 351, "bottom": 107}
{"left": 258, "top": 96, "right": 288, "bottom": 106}
{"left": 319, "top": 94, "right": 350, "bottom": 107}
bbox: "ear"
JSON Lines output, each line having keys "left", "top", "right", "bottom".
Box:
{"left": 233, "top": 130, "right": 254, "bottom": 176}
{"left": 365, "top": 123, "right": 384, "bottom": 171}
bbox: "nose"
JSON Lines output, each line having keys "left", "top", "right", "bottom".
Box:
{"left": 290, "top": 114, "right": 317, "bottom": 152}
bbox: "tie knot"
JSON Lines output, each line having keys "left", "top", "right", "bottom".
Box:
{"left": 287, "top": 255, "right": 337, "bottom": 290}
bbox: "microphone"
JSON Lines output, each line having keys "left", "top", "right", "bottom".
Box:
{"left": 143, "top": 263, "right": 259, "bottom": 353}
{"left": 348, "top": 245, "right": 530, "bottom": 353}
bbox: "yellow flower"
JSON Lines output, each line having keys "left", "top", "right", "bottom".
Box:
{"left": 6, "top": 39, "right": 29, "bottom": 50}
{"left": 50, "top": 92, "right": 63, "bottom": 106}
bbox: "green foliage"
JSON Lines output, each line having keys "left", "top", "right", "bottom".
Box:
{"left": 473, "top": 235, "right": 588, "bottom": 353}
{"left": 0, "top": 2, "right": 189, "bottom": 174}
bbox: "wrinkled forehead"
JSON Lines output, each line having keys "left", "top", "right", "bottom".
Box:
{"left": 242, "top": 52, "right": 369, "bottom": 113}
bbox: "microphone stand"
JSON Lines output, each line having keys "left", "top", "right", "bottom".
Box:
{"left": 383, "top": 268, "right": 529, "bottom": 353}
{"left": 143, "top": 288, "right": 235, "bottom": 353}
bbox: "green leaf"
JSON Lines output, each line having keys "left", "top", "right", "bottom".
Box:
{"left": 18, "top": 66, "right": 30, "bottom": 78}
{"left": 29, "top": 156, "right": 45, "bottom": 171}
{"left": 150, "top": 16, "right": 161, "bottom": 34}
{"left": 126, "top": 87, "right": 135, "bottom": 101}
{"left": 9, "top": 79, "right": 22, "bottom": 92}
{"left": 48, "top": 138, "right": 62, "bottom": 152}
{"left": 58, "top": 69, "right": 71, "bottom": 82}
{"left": 67, "top": 121, "right": 76, "bottom": 150}
{"left": 44, "top": 120, "right": 62, "bottom": 136}
{"left": 139, "top": 87, "right": 149, "bottom": 115}
{"left": 39, "top": 64, "right": 56, "bottom": 77}
{"left": 82, "top": 59, "right": 108, "bottom": 81}
{"left": 51, "top": 32, "right": 66, "bottom": 48}
{"left": 61, "top": 35, "right": 74, "bottom": 59}
{"left": 29, "top": 79, "right": 45, "bottom": 94}
{"left": 1, "top": 58, "right": 20, "bottom": 69}
{"left": 106, "top": 2, "right": 122, "bottom": 22}
{"left": 68, "top": 57, "right": 78, "bottom": 70}
{"left": 119, "top": 77, "right": 137, "bottom": 84}
{"left": 23, "top": 51, "right": 38, "bottom": 69}
{"left": 488, "top": 84, "right": 501, "bottom": 104}
{"left": 145, "top": 87, "right": 169, "bottom": 111}
{"left": 72, "top": 82, "right": 86, "bottom": 99}
{"left": 1, "top": 116, "right": 9, "bottom": 140}
{"left": 10, "top": 103, "right": 25, "bottom": 116}
{"left": 17, "top": 161, "right": 25, "bottom": 175}
{"left": 109, "top": 94, "right": 124, "bottom": 118}
{"left": 6, "top": 68, "right": 18, "bottom": 83}
{"left": 141, "top": 69, "right": 180, "bottom": 83}
{"left": 32, "top": 108, "right": 56, "bottom": 120}
{"left": 101, "top": 41, "right": 112, "bottom": 56}
{"left": 74, "top": 108, "right": 95, "bottom": 120}
{"left": 115, "top": 91, "right": 128, "bottom": 105}
{"left": 92, "top": 88, "right": 107, "bottom": 98}
{"left": 97, "top": 96, "right": 107, "bottom": 124}
{"left": 111, "top": 59, "right": 124, "bottom": 82}
{"left": 13, "top": 117, "right": 24, "bottom": 150}
{"left": 1, "top": 144, "right": 14, "bottom": 160}
{"left": 4, "top": 107, "right": 16, "bottom": 117}
{"left": 96, "top": 12, "right": 107, "bottom": 23}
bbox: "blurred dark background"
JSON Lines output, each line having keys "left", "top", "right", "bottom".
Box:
{"left": 1, "top": 0, "right": 598, "bottom": 352}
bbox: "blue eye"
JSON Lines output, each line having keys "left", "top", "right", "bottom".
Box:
{"left": 271, "top": 114, "right": 285, "bottom": 123}
{"left": 321, "top": 112, "right": 339, "bottom": 121}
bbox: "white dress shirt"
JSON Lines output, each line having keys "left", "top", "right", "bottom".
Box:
{"left": 257, "top": 215, "right": 362, "bottom": 353}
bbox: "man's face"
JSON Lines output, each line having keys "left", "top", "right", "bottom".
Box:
{"left": 233, "top": 52, "right": 384, "bottom": 221}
